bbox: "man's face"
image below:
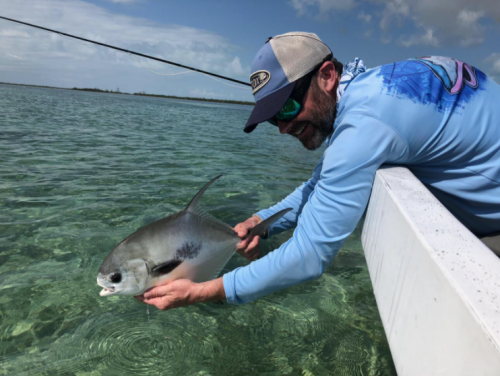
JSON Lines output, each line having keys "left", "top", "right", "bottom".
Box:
{"left": 275, "top": 76, "right": 337, "bottom": 150}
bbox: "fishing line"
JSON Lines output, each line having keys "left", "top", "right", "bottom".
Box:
{"left": 56, "top": 32, "right": 196, "bottom": 79}
{"left": 54, "top": 29, "right": 247, "bottom": 89}
{"left": 56, "top": 30, "right": 245, "bottom": 89}
{"left": 57, "top": 32, "right": 94, "bottom": 48}
{"left": 128, "top": 53, "right": 247, "bottom": 89}
{"left": 128, "top": 53, "right": 194, "bottom": 76}
{"left": 0, "top": 15, "right": 251, "bottom": 87}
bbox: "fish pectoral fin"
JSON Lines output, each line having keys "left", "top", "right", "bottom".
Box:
{"left": 151, "top": 259, "right": 183, "bottom": 276}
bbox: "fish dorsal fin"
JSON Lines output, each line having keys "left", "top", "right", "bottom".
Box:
{"left": 185, "top": 175, "right": 222, "bottom": 214}
{"left": 184, "top": 175, "right": 234, "bottom": 231}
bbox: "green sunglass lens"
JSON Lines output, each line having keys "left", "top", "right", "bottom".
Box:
{"left": 267, "top": 98, "right": 301, "bottom": 126}
{"left": 276, "top": 98, "right": 301, "bottom": 121}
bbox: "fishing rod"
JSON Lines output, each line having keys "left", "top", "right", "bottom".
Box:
{"left": 0, "top": 15, "right": 251, "bottom": 87}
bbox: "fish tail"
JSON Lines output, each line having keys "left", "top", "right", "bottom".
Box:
{"left": 247, "top": 208, "right": 292, "bottom": 239}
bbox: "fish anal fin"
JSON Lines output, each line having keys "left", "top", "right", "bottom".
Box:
{"left": 151, "top": 259, "right": 183, "bottom": 276}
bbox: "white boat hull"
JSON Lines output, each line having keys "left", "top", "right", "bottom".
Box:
{"left": 362, "top": 167, "right": 500, "bottom": 376}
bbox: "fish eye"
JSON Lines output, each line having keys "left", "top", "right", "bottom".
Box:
{"left": 110, "top": 273, "right": 122, "bottom": 283}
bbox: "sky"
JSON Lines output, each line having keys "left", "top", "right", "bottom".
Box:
{"left": 0, "top": 0, "right": 499, "bottom": 102}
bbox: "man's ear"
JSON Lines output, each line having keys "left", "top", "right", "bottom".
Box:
{"left": 317, "top": 61, "right": 338, "bottom": 95}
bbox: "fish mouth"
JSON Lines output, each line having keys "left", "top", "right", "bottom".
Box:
{"left": 97, "top": 277, "right": 118, "bottom": 297}
{"left": 99, "top": 286, "right": 116, "bottom": 297}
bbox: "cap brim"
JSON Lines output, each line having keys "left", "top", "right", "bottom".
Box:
{"left": 244, "top": 81, "right": 296, "bottom": 133}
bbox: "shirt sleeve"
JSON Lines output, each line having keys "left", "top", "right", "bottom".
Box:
{"left": 223, "top": 113, "right": 408, "bottom": 304}
{"left": 254, "top": 156, "right": 324, "bottom": 237}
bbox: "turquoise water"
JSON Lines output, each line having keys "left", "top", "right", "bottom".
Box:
{"left": 0, "top": 84, "right": 396, "bottom": 375}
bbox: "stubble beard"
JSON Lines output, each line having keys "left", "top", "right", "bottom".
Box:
{"left": 296, "top": 79, "right": 337, "bottom": 151}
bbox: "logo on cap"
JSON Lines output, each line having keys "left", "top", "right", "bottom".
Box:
{"left": 250, "top": 70, "right": 271, "bottom": 94}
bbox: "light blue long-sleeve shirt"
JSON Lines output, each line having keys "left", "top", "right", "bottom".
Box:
{"left": 223, "top": 57, "right": 500, "bottom": 304}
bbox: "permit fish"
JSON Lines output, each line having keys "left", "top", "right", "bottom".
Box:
{"left": 97, "top": 175, "right": 291, "bottom": 297}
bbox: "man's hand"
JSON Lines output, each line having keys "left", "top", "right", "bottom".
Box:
{"left": 234, "top": 215, "right": 262, "bottom": 261}
{"left": 134, "top": 277, "right": 225, "bottom": 311}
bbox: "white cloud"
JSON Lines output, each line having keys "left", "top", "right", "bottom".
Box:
{"left": 456, "top": 9, "right": 485, "bottom": 46}
{"left": 225, "top": 56, "right": 245, "bottom": 77}
{"left": 399, "top": 28, "right": 439, "bottom": 47}
{"left": 290, "top": 0, "right": 356, "bottom": 16}
{"left": 101, "top": 0, "right": 143, "bottom": 3}
{"left": 6, "top": 53, "right": 23, "bottom": 60}
{"left": 358, "top": 11, "right": 372, "bottom": 23}
{"left": 0, "top": 0, "right": 252, "bottom": 100}
{"left": 494, "top": 61, "right": 500, "bottom": 73}
{"left": 485, "top": 53, "right": 500, "bottom": 74}
{"left": 289, "top": 0, "right": 500, "bottom": 47}
{"left": 379, "top": 0, "right": 496, "bottom": 47}
{"left": 379, "top": 0, "right": 409, "bottom": 31}
{"left": 0, "top": 29, "right": 30, "bottom": 37}
{"left": 457, "top": 9, "right": 483, "bottom": 24}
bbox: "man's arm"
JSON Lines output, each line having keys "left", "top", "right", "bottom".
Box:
{"left": 224, "top": 114, "right": 409, "bottom": 304}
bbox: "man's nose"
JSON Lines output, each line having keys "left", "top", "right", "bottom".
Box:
{"left": 277, "top": 120, "right": 292, "bottom": 134}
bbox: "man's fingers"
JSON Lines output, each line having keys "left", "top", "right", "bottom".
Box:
{"left": 237, "top": 235, "right": 258, "bottom": 250}
{"left": 144, "top": 285, "right": 170, "bottom": 299}
{"left": 234, "top": 224, "right": 249, "bottom": 238}
{"left": 248, "top": 237, "right": 260, "bottom": 261}
{"left": 235, "top": 238, "right": 249, "bottom": 250}
{"left": 236, "top": 233, "right": 259, "bottom": 250}
{"left": 237, "top": 247, "right": 257, "bottom": 261}
{"left": 235, "top": 217, "right": 261, "bottom": 239}
{"left": 236, "top": 229, "right": 248, "bottom": 238}
{"left": 240, "top": 246, "right": 260, "bottom": 261}
{"left": 134, "top": 294, "right": 160, "bottom": 307}
{"left": 143, "top": 298, "right": 171, "bottom": 311}
{"left": 143, "top": 297, "right": 163, "bottom": 305}
{"left": 248, "top": 235, "right": 260, "bottom": 249}
{"left": 235, "top": 234, "right": 261, "bottom": 260}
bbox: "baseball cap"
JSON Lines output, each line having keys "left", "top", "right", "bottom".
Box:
{"left": 244, "top": 32, "right": 332, "bottom": 133}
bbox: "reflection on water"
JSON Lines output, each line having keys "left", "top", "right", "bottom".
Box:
{"left": 0, "top": 85, "right": 396, "bottom": 375}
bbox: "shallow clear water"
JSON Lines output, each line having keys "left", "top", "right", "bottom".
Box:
{"left": 0, "top": 84, "right": 396, "bottom": 375}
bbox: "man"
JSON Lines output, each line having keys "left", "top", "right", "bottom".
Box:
{"left": 136, "top": 32, "right": 500, "bottom": 310}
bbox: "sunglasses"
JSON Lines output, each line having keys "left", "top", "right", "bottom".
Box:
{"left": 267, "top": 63, "right": 322, "bottom": 127}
